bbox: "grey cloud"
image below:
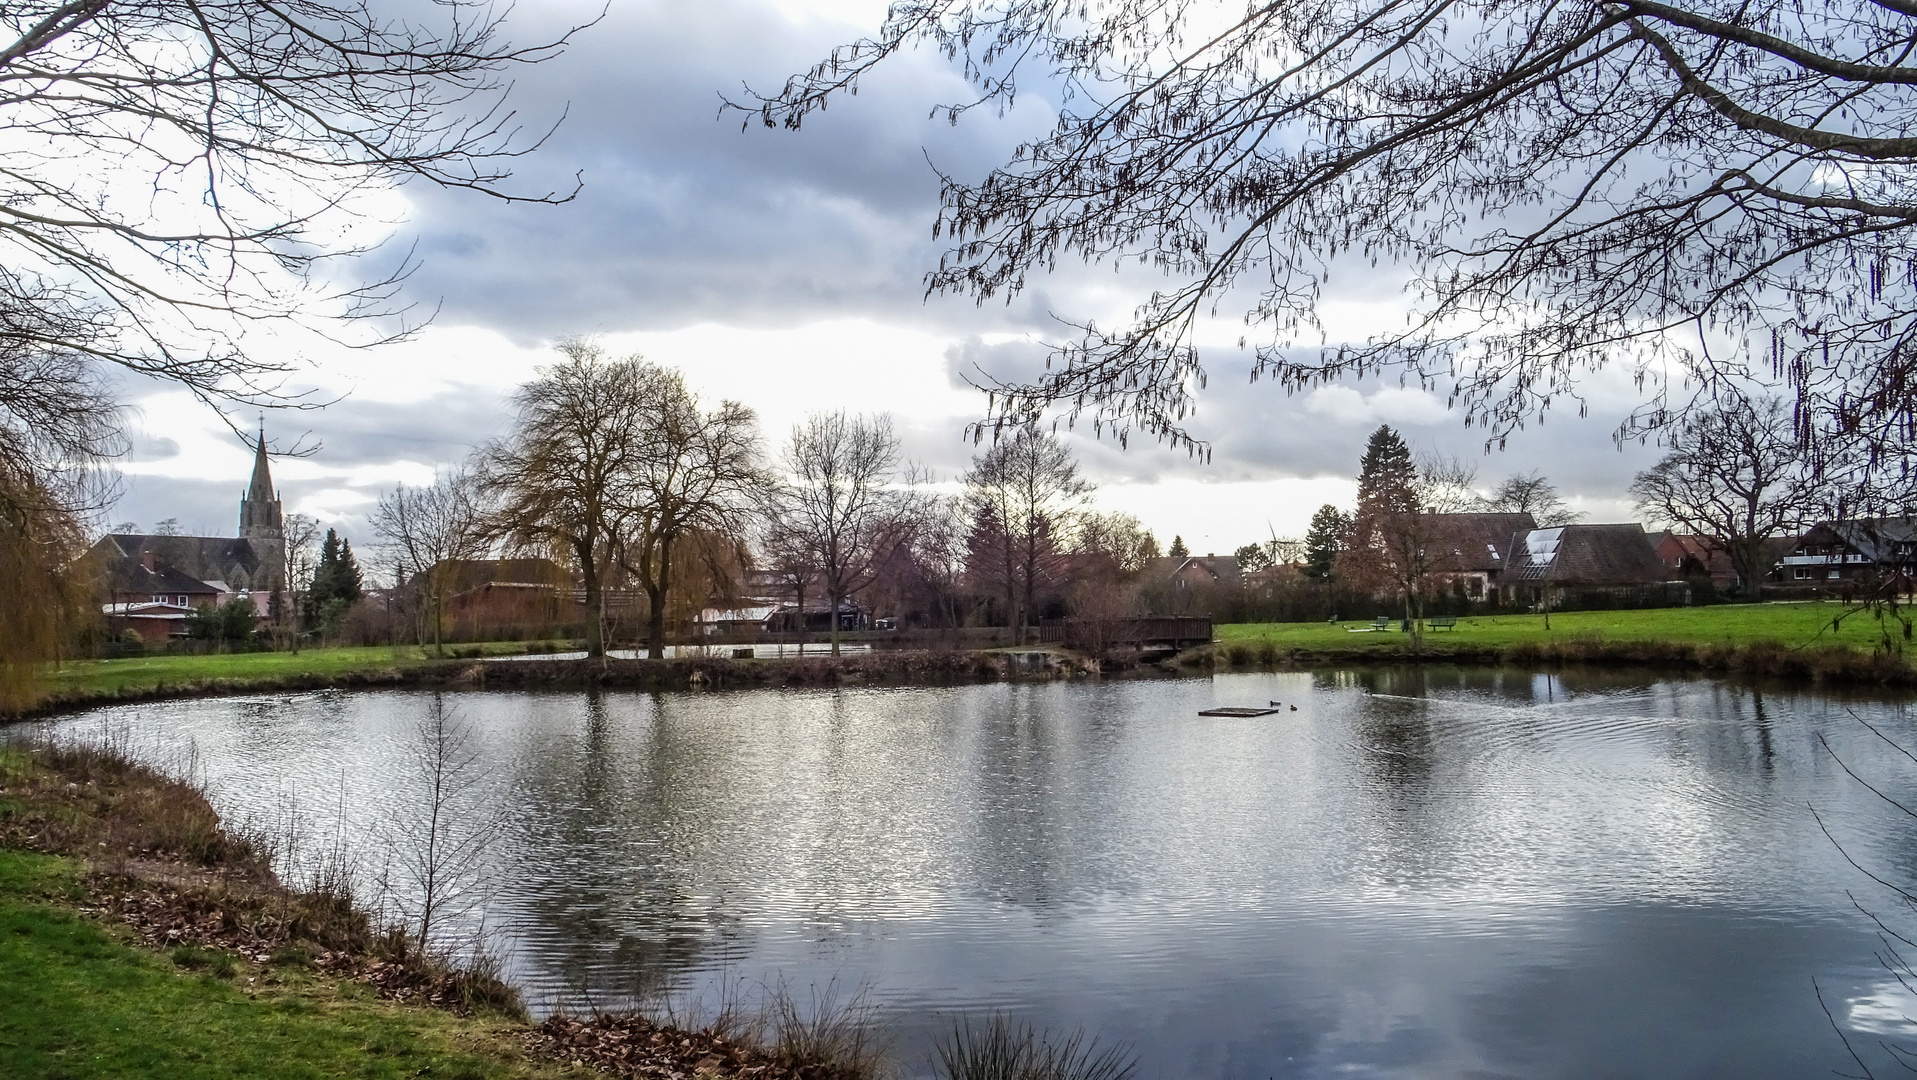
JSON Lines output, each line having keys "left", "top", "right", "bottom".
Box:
{"left": 397, "top": 0, "right": 1068, "bottom": 340}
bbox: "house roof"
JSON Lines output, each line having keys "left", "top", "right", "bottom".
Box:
{"left": 1429, "top": 513, "right": 1537, "bottom": 573}
{"left": 1811, "top": 517, "right": 1917, "bottom": 563}
{"left": 90, "top": 534, "right": 273, "bottom": 581}
{"left": 425, "top": 558, "right": 572, "bottom": 591}
{"left": 102, "top": 559, "right": 221, "bottom": 597}
{"left": 1505, "top": 524, "right": 1667, "bottom": 585}
{"left": 1143, "top": 555, "right": 1244, "bottom": 587}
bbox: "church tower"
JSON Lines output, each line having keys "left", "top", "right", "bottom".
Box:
{"left": 239, "top": 429, "right": 287, "bottom": 591}
{"left": 239, "top": 429, "right": 283, "bottom": 541}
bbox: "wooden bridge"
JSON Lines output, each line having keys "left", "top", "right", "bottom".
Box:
{"left": 1036, "top": 616, "right": 1213, "bottom": 650}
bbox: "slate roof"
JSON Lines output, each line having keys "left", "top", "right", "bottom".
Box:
{"left": 101, "top": 559, "right": 221, "bottom": 598}
{"left": 1504, "top": 524, "right": 1667, "bottom": 585}
{"left": 1816, "top": 517, "right": 1917, "bottom": 563}
{"left": 1429, "top": 513, "right": 1537, "bottom": 573}
{"left": 90, "top": 534, "right": 273, "bottom": 581}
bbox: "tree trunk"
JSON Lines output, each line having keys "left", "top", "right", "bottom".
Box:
{"left": 794, "top": 574, "right": 808, "bottom": 655}
{"left": 828, "top": 583, "right": 843, "bottom": 656}
{"left": 1021, "top": 544, "right": 1037, "bottom": 648}
{"left": 430, "top": 575, "right": 445, "bottom": 658}
{"left": 1734, "top": 536, "right": 1766, "bottom": 601}
{"left": 1403, "top": 588, "right": 1421, "bottom": 654}
{"left": 645, "top": 537, "right": 673, "bottom": 660}
{"left": 578, "top": 540, "right": 604, "bottom": 659}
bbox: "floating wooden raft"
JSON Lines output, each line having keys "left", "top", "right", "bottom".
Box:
{"left": 1197, "top": 706, "right": 1282, "bottom": 718}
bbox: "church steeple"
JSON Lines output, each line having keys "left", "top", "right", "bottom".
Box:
{"left": 239, "top": 427, "right": 283, "bottom": 542}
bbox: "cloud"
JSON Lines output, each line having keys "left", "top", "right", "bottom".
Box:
{"left": 1304, "top": 385, "right": 1450, "bottom": 427}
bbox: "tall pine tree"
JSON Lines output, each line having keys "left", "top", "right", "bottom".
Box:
{"left": 1303, "top": 504, "right": 1351, "bottom": 581}
{"left": 1354, "top": 425, "right": 1416, "bottom": 517}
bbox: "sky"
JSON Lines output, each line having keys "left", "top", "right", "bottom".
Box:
{"left": 108, "top": 0, "right": 1670, "bottom": 561}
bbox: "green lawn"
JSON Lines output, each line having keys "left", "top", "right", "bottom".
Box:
{"left": 0, "top": 848, "right": 575, "bottom": 1080}
{"left": 37, "top": 642, "right": 553, "bottom": 702}
{"left": 1218, "top": 601, "right": 1907, "bottom": 654}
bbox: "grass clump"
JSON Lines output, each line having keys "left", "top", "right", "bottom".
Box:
{"left": 934, "top": 1014, "right": 1137, "bottom": 1080}
{"left": 168, "top": 942, "right": 240, "bottom": 978}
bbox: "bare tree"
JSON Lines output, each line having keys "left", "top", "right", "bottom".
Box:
{"left": 272, "top": 513, "right": 323, "bottom": 653}
{"left": 964, "top": 427, "right": 1093, "bottom": 644}
{"left": 376, "top": 694, "right": 504, "bottom": 958}
{"left": 372, "top": 469, "right": 487, "bottom": 657}
{"left": 477, "top": 343, "right": 650, "bottom": 659}
{"left": 615, "top": 368, "right": 766, "bottom": 659}
{"left": 1341, "top": 437, "right": 1479, "bottom": 650}
{"left": 1630, "top": 395, "right": 1824, "bottom": 599}
{"left": 1076, "top": 511, "right": 1161, "bottom": 573}
{"left": 756, "top": 499, "right": 822, "bottom": 652}
{"left": 743, "top": 2, "right": 1917, "bottom": 479}
{"left": 1480, "top": 472, "right": 1583, "bottom": 528}
{"left": 781, "top": 412, "right": 909, "bottom": 656}
{"left": 0, "top": 0, "right": 586, "bottom": 423}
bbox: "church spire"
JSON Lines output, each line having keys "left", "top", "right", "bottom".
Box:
{"left": 247, "top": 425, "right": 274, "bottom": 504}
{"left": 239, "top": 426, "right": 284, "bottom": 541}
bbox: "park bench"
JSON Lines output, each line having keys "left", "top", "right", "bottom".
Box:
{"left": 1428, "top": 616, "right": 1459, "bottom": 631}
{"left": 1347, "top": 616, "right": 1391, "bottom": 633}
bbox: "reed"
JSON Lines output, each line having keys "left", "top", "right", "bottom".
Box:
{"left": 934, "top": 1014, "right": 1137, "bottom": 1080}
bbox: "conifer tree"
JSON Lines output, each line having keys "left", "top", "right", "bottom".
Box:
{"left": 335, "top": 539, "right": 364, "bottom": 605}
{"left": 1354, "top": 426, "right": 1416, "bottom": 518}
{"left": 1168, "top": 535, "right": 1189, "bottom": 558}
{"left": 1303, "top": 505, "right": 1352, "bottom": 582}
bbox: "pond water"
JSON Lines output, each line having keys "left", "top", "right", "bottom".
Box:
{"left": 26, "top": 669, "right": 1917, "bottom": 1078}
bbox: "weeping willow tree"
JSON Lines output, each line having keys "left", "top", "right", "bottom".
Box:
{"left": 0, "top": 338, "right": 120, "bottom": 713}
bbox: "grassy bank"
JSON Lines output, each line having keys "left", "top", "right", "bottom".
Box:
{"left": 15, "top": 645, "right": 1078, "bottom": 718}
{"left": 38, "top": 642, "right": 553, "bottom": 701}
{"left": 1215, "top": 601, "right": 1917, "bottom": 686}
{"left": 0, "top": 742, "right": 572, "bottom": 1079}
{"left": 0, "top": 740, "right": 888, "bottom": 1079}
{"left": 21, "top": 602, "right": 1916, "bottom": 718}
{"left": 1220, "top": 601, "right": 1903, "bottom": 652}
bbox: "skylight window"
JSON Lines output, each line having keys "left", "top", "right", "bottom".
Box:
{"left": 1522, "top": 529, "right": 1564, "bottom": 565}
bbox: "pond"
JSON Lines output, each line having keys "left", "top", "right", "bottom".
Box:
{"left": 25, "top": 669, "right": 1917, "bottom": 1078}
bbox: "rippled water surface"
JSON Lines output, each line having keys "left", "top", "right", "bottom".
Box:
{"left": 31, "top": 669, "right": 1917, "bottom": 1078}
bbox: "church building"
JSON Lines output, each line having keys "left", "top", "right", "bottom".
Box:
{"left": 93, "top": 432, "right": 290, "bottom": 638}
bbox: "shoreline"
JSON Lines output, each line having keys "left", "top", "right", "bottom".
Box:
{"left": 12, "top": 633, "right": 1917, "bottom": 722}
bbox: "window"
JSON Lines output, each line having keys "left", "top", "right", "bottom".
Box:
{"left": 1828, "top": 569, "right": 1842, "bottom": 580}
{"left": 1794, "top": 567, "right": 1810, "bottom": 580}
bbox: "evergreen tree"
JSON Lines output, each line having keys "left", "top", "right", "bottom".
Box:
{"left": 1168, "top": 535, "right": 1189, "bottom": 558}
{"left": 1354, "top": 425, "right": 1416, "bottom": 517}
{"left": 1303, "top": 505, "right": 1351, "bottom": 581}
{"left": 310, "top": 528, "right": 341, "bottom": 605}
{"left": 334, "top": 539, "right": 364, "bottom": 604}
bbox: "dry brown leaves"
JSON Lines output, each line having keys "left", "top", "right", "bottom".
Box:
{"left": 524, "top": 1015, "right": 864, "bottom": 1080}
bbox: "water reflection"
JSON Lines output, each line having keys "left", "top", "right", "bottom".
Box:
{"left": 22, "top": 672, "right": 1917, "bottom": 1078}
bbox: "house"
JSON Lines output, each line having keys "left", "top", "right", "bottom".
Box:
{"left": 763, "top": 600, "right": 869, "bottom": 634}
{"left": 102, "top": 601, "right": 198, "bottom": 641}
{"left": 428, "top": 558, "right": 585, "bottom": 638}
{"left": 1647, "top": 531, "right": 1797, "bottom": 591}
{"left": 89, "top": 431, "right": 287, "bottom": 635}
{"left": 1782, "top": 517, "right": 1917, "bottom": 585}
{"left": 1648, "top": 531, "right": 1726, "bottom": 585}
{"left": 1139, "top": 554, "right": 1243, "bottom": 616}
{"left": 695, "top": 605, "right": 781, "bottom": 636}
{"left": 1503, "top": 524, "right": 1671, "bottom": 604}
{"left": 1424, "top": 512, "right": 1536, "bottom": 602}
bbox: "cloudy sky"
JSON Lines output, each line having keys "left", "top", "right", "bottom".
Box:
{"left": 110, "top": 0, "right": 1668, "bottom": 561}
